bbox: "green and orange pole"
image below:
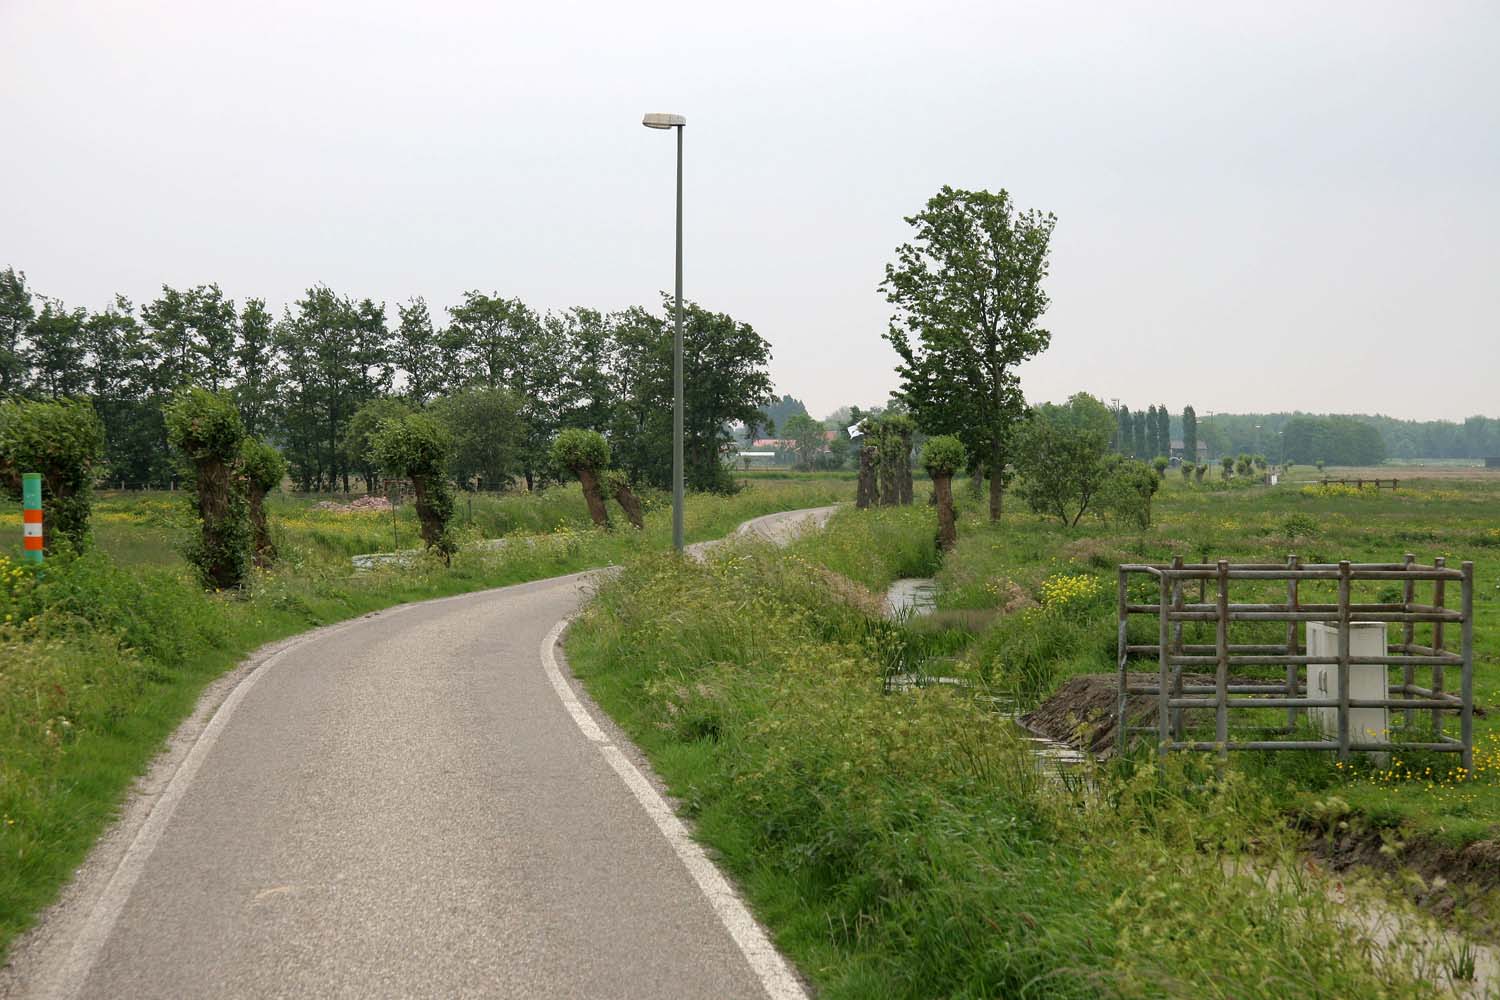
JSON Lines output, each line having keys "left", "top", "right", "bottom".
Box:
{"left": 22, "top": 472, "right": 43, "bottom": 564}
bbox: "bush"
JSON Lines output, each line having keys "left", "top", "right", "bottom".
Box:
{"left": 0, "top": 397, "right": 105, "bottom": 552}
{"left": 1098, "top": 458, "right": 1159, "bottom": 529}
{"left": 164, "top": 388, "right": 249, "bottom": 588}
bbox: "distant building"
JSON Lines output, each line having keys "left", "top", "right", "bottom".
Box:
{"left": 1171, "top": 439, "right": 1210, "bottom": 462}
{"left": 1486, "top": 457, "right": 1500, "bottom": 469}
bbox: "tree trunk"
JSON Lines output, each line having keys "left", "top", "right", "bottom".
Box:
{"left": 856, "top": 445, "right": 879, "bottom": 508}
{"left": 987, "top": 442, "right": 1004, "bottom": 521}
{"left": 577, "top": 468, "right": 611, "bottom": 528}
{"left": 410, "top": 474, "right": 450, "bottom": 564}
{"left": 197, "top": 458, "right": 242, "bottom": 589}
{"left": 611, "top": 481, "right": 644, "bottom": 529}
{"left": 899, "top": 430, "right": 914, "bottom": 505}
{"left": 935, "top": 474, "right": 956, "bottom": 550}
{"left": 248, "top": 486, "right": 276, "bottom": 568}
{"left": 879, "top": 447, "right": 899, "bottom": 507}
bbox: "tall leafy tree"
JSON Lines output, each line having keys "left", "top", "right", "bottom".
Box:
{"left": 26, "top": 299, "right": 89, "bottom": 398}
{"left": 1182, "top": 405, "right": 1198, "bottom": 464}
{"left": 1157, "top": 403, "right": 1172, "bottom": 458}
{"left": 1132, "top": 408, "right": 1147, "bottom": 459}
{"left": 84, "top": 296, "right": 167, "bottom": 485}
{"left": 551, "top": 307, "right": 616, "bottom": 432}
{"left": 0, "top": 267, "right": 34, "bottom": 394}
{"left": 608, "top": 298, "right": 773, "bottom": 492}
{"left": 394, "top": 296, "right": 443, "bottom": 404}
{"left": 1117, "top": 407, "right": 1134, "bottom": 456}
{"left": 141, "top": 284, "right": 237, "bottom": 392}
{"left": 1145, "top": 405, "right": 1159, "bottom": 457}
{"left": 882, "top": 185, "right": 1056, "bottom": 520}
{"left": 431, "top": 387, "right": 525, "bottom": 489}
{"left": 235, "top": 298, "right": 279, "bottom": 437}
{"left": 276, "top": 286, "right": 390, "bottom": 491}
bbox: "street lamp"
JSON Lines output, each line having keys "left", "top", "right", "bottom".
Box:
{"left": 643, "top": 112, "right": 687, "bottom": 553}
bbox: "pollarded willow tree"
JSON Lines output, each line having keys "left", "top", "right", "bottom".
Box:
{"left": 240, "top": 436, "right": 286, "bottom": 568}
{"left": 164, "top": 388, "right": 250, "bottom": 588}
{"left": 883, "top": 185, "right": 1055, "bottom": 521}
{"left": 370, "top": 413, "right": 457, "bottom": 562}
{"left": 551, "top": 428, "right": 611, "bottom": 528}
{"left": 920, "top": 435, "right": 966, "bottom": 550}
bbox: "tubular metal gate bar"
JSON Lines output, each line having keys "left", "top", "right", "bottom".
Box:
{"left": 1116, "top": 554, "right": 1474, "bottom": 768}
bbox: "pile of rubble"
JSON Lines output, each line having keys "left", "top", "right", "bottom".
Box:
{"left": 313, "top": 495, "right": 394, "bottom": 513}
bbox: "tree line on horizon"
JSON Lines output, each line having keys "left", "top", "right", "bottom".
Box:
{"left": 0, "top": 267, "right": 775, "bottom": 494}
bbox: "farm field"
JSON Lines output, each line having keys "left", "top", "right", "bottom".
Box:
{"left": 0, "top": 477, "right": 849, "bottom": 958}
{"left": 567, "top": 471, "right": 1500, "bottom": 997}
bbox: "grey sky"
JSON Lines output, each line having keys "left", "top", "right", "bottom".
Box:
{"left": 4, "top": 0, "right": 1496, "bottom": 421}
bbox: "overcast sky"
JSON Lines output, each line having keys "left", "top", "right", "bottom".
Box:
{"left": 4, "top": 1, "right": 1496, "bottom": 421}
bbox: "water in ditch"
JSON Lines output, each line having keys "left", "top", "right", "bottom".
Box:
{"left": 883, "top": 578, "right": 1087, "bottom": 781}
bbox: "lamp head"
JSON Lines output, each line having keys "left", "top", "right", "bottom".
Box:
{"left": 642, "top": 112, "right": 686, "bottom": 129}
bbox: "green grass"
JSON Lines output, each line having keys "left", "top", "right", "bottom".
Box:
{"left": 0, "top": 477, "right": 848, "bottom": 958}
{"left": 566, "top": 519, "right": 1468, "bottom": 997}
{"left": 924, "top": 474, "right": 1500, "bottom": 844}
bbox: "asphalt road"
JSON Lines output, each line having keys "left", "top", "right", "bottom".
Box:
{"left": 2, "top": 508, "right": 835, "bottom": 1000}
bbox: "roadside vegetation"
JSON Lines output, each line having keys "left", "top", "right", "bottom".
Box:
{"left": 567, "top": 471, "right": 1500, "bottom": 997}
{"left": 0, "top": 476, "right": 847, "bottom": 957}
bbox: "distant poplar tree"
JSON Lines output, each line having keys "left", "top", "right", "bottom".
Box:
{"left": 1182, "top": 405, "right": 1198, "bottom": 464}
{"left": 1117, "top": 407, "right": 1134, "bottom": 455}
{"left": 1132, "top": 408, "right": 1147, "bottom": 459}
{"left": 1157, "top": 404, "right": 1171, "bottom": 458}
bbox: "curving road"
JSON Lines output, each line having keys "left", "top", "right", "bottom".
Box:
{"left": 1, "top": 508, "right": 835, "bottom": 1000}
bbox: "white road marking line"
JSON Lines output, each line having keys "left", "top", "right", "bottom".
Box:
{"left": 540, "top": 619, "right": 609, "bottom": 744}
{"left": 540, "top": 621, "right": 810, "bottom": 1000}
{"left": 44, "top": 624, "right": 350, "bottom": 1000}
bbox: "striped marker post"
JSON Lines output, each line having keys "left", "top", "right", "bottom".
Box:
{"left": 21, "top": 472, "right": 43, "bottom": 564}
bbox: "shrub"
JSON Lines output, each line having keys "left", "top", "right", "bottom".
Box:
{"left": 1098, "top": 458, "right": 1159, "bottom": 529}
{"left": 164, "top": 389, "right": 249, "bottom": 588}
{"left": 0, "top": 397, "right": 105, "bottom": 552}
{"left": 370, "top": 412, "right": 457, "bottom": 561}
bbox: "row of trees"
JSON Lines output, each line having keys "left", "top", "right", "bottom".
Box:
{"left": 1112, "top": 404, "right": 1199, "bottom": 462}
{"left": 0, "top": 268, "right": 775, "bottom": 495}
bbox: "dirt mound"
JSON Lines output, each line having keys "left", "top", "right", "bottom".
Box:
{"left": 1020, "top": 673, "right": 1151, "bottom": 756}
{"left": 1020, "top": 671, "right": 1230, "bottom": 757}
{"left": 314, "top": 495, "right": 394, "bottom": 513}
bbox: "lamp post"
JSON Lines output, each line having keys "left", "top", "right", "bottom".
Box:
{"left": 643, "top": 112, "right": 687, "bottom": 553}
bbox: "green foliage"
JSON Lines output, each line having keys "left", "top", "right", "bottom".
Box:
{"left": 1151, "top": 455, "right": 1169, "bottom": 476}
{"left": 1011, "top": 393, "right": 1115, "bottom": 526}
{"left": 550, "top": 427, "right": 610, "bottom": 474}
{"left": 0, "top": 397, "right": 105, "bottom": 550}
{"left": 919, "top": 434, "right": 966, "bottom": 477}
{"left": 343, "top": 397, "right": 412, "bottom": 492}
{"left": 163, "top": 386, "right": 245, "bottom": 465}
{"left": 883, "top": 185, "right": 1055, "bottom": 518}
{"left": 1098, "top": 457, "right": 1160, "bottom": 528}
{"left": 431, "top": 386, "right": 524, "bottom": 490}
{"left": 1182, "top": 404, "right": 1198, "bottom": 463}
{"left": 239, "top": 437, "right": 286, "bottom": 493}
{"left": 781, "top": 413, "right": 826, "bottom": 470}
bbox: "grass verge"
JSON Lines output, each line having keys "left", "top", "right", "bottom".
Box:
{"left": 567, "top": 510, "right": 1475, "bottom": 998}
